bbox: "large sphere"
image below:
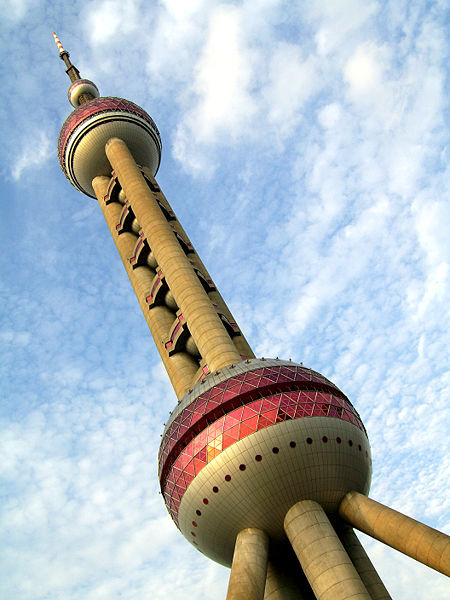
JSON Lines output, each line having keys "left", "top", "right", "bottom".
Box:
{"left": 58, "top": 97, "right": 161, "bottom": 198}
{"left": 159, "top": 359, "right": 371, "bottom": 566}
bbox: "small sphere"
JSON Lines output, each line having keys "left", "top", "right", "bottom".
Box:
{"left": 185, "top": 335, "right": 200, "bottom": 358}
{"left": 164, "top": 290, "right": 178, "bottom": 312}
{"left": 147, "top": 251, "right": 157, "bottom": 269}
{"left": 118, "top": 189, "right": 127, "bottom": 204}
{"left": 131, "top": 218, "right": 141, "bottom": 234}
{"left": 68, "top": 79, "right": 99, "bottom": 107}
{"left": 58, "top": 97, "right": 161, "bottom": 198}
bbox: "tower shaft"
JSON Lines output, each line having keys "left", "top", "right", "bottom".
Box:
{"left": 93, "top": 137, "right": 254, "bottom": 399}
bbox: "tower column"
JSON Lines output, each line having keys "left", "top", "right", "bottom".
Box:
{"left": 105, "top": 137, "right": 242, "bottom": 373}
{"left": 92, "top": 175, "right": 198, "bottom": 398}
{"left": 226, "top": 528, "right": 269, "bottom": 600}
{"left": 337, "top": 524, "right": 392, "bottom": 600}
{"left": 284, "top": 500, "right": 371, "bottom": 600}
{"left": 339, "top": 491, "right": 450, "bottom": 577}
{"left": 264, "top": 558, "right": 315, "bottom": 599}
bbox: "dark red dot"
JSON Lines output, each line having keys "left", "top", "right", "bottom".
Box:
{"left": 191, "top": 532, "right": 196, "bottom": 537}
{"left": 336, "top": 437, "right": 342, "bottom": 444}
{"left": 203, "top": 498, "right": 209, "bottom": 504}
{"left": 213, "top": 486, "right": 219, "bottom": 493}
{"left": 358, "top": 444, "right": 362, "bottom": 451}
{"left": 290, "top": 441, "right": 296, "bottom": 448}
{"left": 192, "top": 521, "right": 197, "bottom": 527}
{"left": 255, "top": 455, "right": 262, "bottom": 462}
{"left": 272, "top": 447, "right": 279, "bottom": 454}
{"left": 225, "top": 474, "right": 231, "bottom": 481}
{"left": 306, "top": 438, "right": 313, "bottom": 444}
{"left": 193, "top": 542, "right": 198, "bottom": 546}
{"left": 348, "top": 440, "right": 353, "bottom": 447}
{"left": 196, "top": 509, "right": 201, "bottom": 516}
{"left": 322, "top": 436, "right": 328, "bottom": 443}
{"left": 239, "top": 464, "right": 246, "bottom": 471}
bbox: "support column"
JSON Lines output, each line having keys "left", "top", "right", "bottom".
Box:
{"left": 264, "top": 558, "right": 315, "bottom": 599}
{"left": 226, "top": 528, "right": 269, "bottom": 600}
{"left": 105, "top": 137, "right": 242, "bottom": 373}
{"left": 337, "top": 524, "right": 392, "bottom": 600}
{"left": 284, "top": 500, "right": 371, "bottom": 600}
{"left": 339, "top": 491, "right": 450, "bottom": 577}
{"left": 92, "top": 175, "right": 198, "bottom": 398}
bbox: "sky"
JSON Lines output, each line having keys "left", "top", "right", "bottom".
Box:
{"left": 1, "top": 0, "right": 449, "bottom": 598}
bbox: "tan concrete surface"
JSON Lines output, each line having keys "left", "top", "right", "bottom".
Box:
{"left": 339, "top": 491, "right": 450, "bottom": 577}
{"left": 92, "top": 175, "right": 198, "bottom": 398}
{"left": 140, "top": 166, "right": 255, "bottom": 361}
{"left": 284, "top": 500, "right": 371, "bottom": 600}
{"left": 226, "top": 528, "right": 269, "bottom": 600}
{"left": 337, "top": 524, "right": 392, "bottom": 600}
{"left": 105, "top": 138, "right": 242, "bottom": 375}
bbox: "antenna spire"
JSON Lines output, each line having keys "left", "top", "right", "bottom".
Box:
{"left": 52, "top": 32, "right": 100, "bottom": 107}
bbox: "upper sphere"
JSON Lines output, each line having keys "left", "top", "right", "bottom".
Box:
{"left": 58, "top": 97, "right": 161, "bottom": 198}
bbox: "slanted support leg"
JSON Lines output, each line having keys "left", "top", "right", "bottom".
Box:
{"left": 284, "top": 500, "right": 371, "bottom": 600}
{"left": 339, "top": 491, "right": 450, "bottom": 577}
{"left": 226, "top": 528, "right": 269, "bottom": 600}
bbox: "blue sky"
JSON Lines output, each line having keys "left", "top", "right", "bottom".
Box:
{"left": 1, "top": 1, "right": 449, "bottom": 598}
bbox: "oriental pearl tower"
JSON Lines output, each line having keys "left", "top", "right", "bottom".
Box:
{"left": 54, "top": 33, "right": 449, "bottom": 600}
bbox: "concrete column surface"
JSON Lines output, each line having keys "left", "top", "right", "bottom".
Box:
{"left": 264, "top": 559, "right": 315, "bottom": 599}
{"left": 92, "top": 175, "right": 198, "bottom": 398}
{"left": 337, "top": 524, "right": 392, "bottom": 600}
{"left": 226, "top": 528, "right": 269, "bottom": 600}
{"left": 284, "top": 500, "right": 371, "bottom": 600}
{"left": 105, "top": 138, "right": 242, "bottom": 373}
{"left": 339, "top": 491, "right": 450, "bottom": 577}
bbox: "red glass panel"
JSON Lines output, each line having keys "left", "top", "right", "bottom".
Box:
{"left": 224, "top": 414, "right": 241, "bottom": 429}
{"left": 222, "top": 434, "right": 236, "bottom": 449}
{"left": 261, "top": 398, "right": 278, "bottom": 411}
{"left": 240, "top": 423, "right": 256, "bottom": 439}
{"left": 195, "top": 447, "right": 207, "bottom": 462}
{"left": 242, "top": 405, "right": 258, "bottom": 420}
{"left": 297, "top": 403, "right": 314, "bottom": 417}
{"left": 230, "top": 407, "right": 244, "bottom": 421}
{"left": 225, "top": 424, "right": 240, "bottom": 440}
{"left": 260, "top": 408, "right": 278, "bottom": 422}
{"left": 240, "top": 381, "right": 256, "bottom": 392}
{"left": 183, "top": 460, "right": 195, "bottom": 476}
{"left": 257, "top": 416, "right": 274, "bottom": 430}
{"left": 244, "top": 415, "right": 259, "bottom": 430}
{"left": 193, "top": 458, "right": 207, "bottom": 474}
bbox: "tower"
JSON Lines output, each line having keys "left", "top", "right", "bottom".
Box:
{"left": 54, "top": 33, "right": 450, "bottom": 600}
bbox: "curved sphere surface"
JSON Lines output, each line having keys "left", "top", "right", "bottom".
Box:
{"left": 159, "top": 359, "right": 371, "bottom": 566}
{"left": 58, "top": 97, "right": 161, "bottom": 198}
{"left": 68, "top": 79, "right": 99, "bottom": 107}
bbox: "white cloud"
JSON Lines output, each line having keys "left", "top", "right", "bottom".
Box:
{"left": 11, "top": 131, "right": 52, "bottom": 181}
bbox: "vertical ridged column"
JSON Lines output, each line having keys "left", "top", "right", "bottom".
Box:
{"left": 226, "top": 528, "right": 269, "bottom": 600}
{"left": 140, "top": 166, "right": 256, "bottom": 362}
{"left": 337, "top": 525, "right": 392, "bottom": 600}
{"left": 92, "top": 175, "right": 198, "bottom": 398}
{"left": 339, "top": 491, "right": 450, "bottom": 577}
{"left": 284, "top": 501, "right": 371, "bottom": 600}
{"left": 105, "top": 137, "right": 242, "bottom": 373}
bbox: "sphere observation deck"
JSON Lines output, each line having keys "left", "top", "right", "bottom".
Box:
{"left": 58, "top": 96, "right": 161, "bottom": 198}
{"left": 159, "top": 358, "right": 371, "bottom": 566}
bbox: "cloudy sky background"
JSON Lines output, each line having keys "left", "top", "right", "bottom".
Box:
{"left": 1, "top": 0, "right": 449, "bottom": 598}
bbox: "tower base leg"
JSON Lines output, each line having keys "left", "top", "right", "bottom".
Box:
{"left": 339, "top": 491, "right": 450, "bottom": 577}
{"left": 226, "top": 528, "right": 269, "bottom": 600}
{"left": 264, "top": 549, "right": 315, "bottom": 599}
{"left": 337, "top": 523, "right": 392, "bottom": 600}
{"left": 284, "top": 500, "right": 371, "bottom": 600}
